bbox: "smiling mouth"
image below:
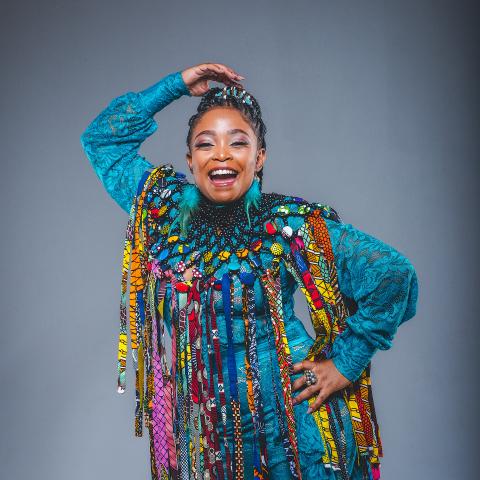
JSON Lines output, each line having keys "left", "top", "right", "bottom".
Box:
{"left": 208, "top": 168, "right": 239, "bottom": 186}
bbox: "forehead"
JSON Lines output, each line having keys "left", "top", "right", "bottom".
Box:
{"left": 194, "top": 106, "right": 254, "bottom": 135}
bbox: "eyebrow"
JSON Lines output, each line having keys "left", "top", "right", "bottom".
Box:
{"left": 194, "top": 128, "right": 250, "bottom": 140}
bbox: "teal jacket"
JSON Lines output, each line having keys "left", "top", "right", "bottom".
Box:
{"left": 80, "top": 71, "right": 418, "bottom": 479}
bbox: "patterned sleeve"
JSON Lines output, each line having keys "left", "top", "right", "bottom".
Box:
{"left": 80, "top": 70, "right": 191, "bottom": 213}
{"left": 324, "top": 218, "right": 419, "bottom": 382}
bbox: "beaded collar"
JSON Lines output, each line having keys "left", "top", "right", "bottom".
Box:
{"left": 191, "top": 190, "right": 255, "bottom": 238}
{"left": 145, "top": 167, "right": 332, "bottom": 279}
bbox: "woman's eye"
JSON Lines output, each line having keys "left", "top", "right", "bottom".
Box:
{"left": 196, "top": 141, "right": 248, "bottom": 148}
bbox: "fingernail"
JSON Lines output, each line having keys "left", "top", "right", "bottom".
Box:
{"left": 292, "top": 398, "right": 297, "bottom": 405}
{"left": 237, "top": 75, "right": 245, "bottom": 80}
{"left": 306, "top": 407, "right": 312, "bottom": 414}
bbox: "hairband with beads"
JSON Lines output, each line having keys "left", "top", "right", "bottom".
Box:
{"left": 215, "top": 85, "right": 253, "bottom": 105}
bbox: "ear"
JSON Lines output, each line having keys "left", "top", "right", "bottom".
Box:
{"left": 255, "top": 148, "right": 266, "bottom": 173}
{"left": 186, "top": 152, "right": 193, "bottom": 173}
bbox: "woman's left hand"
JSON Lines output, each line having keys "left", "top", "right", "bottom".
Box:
{"left": 291, "top": 359, "right": 352, "bottom": 414}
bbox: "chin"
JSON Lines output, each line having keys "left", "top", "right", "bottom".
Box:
{"left": 206, "top": 184, "right": 242, "bottom": 201}
{"left": 209, "top": 191, "right": 238, "bottom": 203}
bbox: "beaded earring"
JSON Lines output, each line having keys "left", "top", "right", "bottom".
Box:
{"left": 244, "top": 177, "right": 262, "bottom": 228}
{"left": 169, "top": 183, "right": 201, "bottom": 238}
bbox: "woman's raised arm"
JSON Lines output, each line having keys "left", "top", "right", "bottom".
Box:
{"left": 80, "top": 71, "right": 191, "bottom": 213}
{"left": 326, "top": 218, "right": 419, "bottom": 382}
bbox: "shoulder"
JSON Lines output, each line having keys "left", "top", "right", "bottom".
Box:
{"left": 137, "top": 163, "right": 190, "bottom": 198}
{"left": 256, "top": 191, "right": 343, "bottom": 261}
{"left": 260, "top": 191, "right": 343, "bottom": 228}
{"left": 131, "top": 163, "right": 192, "bottom": 231}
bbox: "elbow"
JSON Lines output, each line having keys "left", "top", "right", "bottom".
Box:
{"left": 80, "top": 112, "right": 103, "bottom": 153}
{"left": 399, "top": 259, "right": 419, "bottom": 326}
{"left": 80, "top": 126, "right": 94, "bottom": 154}
{"left": 80, "top": 130, "right": 88, "bottom": 149}
{"left": 80, "top": 115, "right": 99, "bottom": 146}
{"left": 355, "top": 258, "right": 418, "bottom": 351}
{"left": 384, "top": 256, "right": 418, "bottom": 333}
{"left": 381, "top": 259, "right": 419, "bottom": 344}
{"left": 80, "top": 123, "right": 102, "bottom": 166}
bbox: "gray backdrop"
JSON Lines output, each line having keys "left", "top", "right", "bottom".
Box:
{"left": 1, "top": 0, "right": 478, "bottom": 478}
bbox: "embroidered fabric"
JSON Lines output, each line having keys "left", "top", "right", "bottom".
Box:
{"left": 80, "top": 71, "right": 190, "bottom": 213}
{"left": 326, "top": 219, "right": 418, "bottom": 382}
{"left": 80, "top": 70, "right": 419, "bottom": 479}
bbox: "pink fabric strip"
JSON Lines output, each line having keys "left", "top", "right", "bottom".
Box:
{"left": 151, "top": 278, "right": 169, "bottom": 474}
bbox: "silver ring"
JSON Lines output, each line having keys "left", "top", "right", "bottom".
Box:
{"left": 304, "top": 369, "right": 317, "bottom": 386}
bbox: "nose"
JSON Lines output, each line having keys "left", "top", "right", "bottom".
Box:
{"left": 213, "top": 142, "right": 232, "bottom": 162}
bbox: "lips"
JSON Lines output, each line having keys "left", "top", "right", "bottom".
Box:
{"left": 208, "top": 168, "right": 239, "bottom": 187}
{"left": 208, "top": 168, "right": 238, "bottom": 179}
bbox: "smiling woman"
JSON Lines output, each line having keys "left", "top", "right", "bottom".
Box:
{"left": 184, "top": 83, "right": 267, "bottom": 206}
{"left": 80, "top": 62, "right": 418, "bottom": 480}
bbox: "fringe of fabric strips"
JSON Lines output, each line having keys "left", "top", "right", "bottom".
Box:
{"left": 116, "top": 165, "right": 383, "bottom": 480}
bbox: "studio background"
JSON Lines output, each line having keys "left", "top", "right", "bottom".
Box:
{"left": 1, "top": 1, "right": 478, "bottom": 479}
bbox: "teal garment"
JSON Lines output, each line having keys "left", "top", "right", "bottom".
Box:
{"left": 80, "top": 70, "right": 189, "bottom": 214}
{"left": 81, "top": 71, "right": 419, "bottom": 479}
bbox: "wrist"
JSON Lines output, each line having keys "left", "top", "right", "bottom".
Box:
{"left": 177, "top": 70, "right": 191, "bottom": 97}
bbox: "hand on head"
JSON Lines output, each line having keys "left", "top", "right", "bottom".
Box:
{"left": 181, "top": 63, "right": 245, "bottom": 96}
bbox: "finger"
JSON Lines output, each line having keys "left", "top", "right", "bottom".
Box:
{"left": 300, "top": 359, "right": 317, "bottom": 370}
{"left": 205, "top": 70, "right": 236, "bottom": 85}
{"left": 224, "top": 79, "right": 244, "bottom": 88}
{"left": 233, "top": 70, "right": 245, "bottom": 80}
{"left": 202, "top": 62, "right": 222, "bottom": 71}
{"left": 207, "top": 64, "right": 226, "bottom": 76}
{"left": 221, "top": 65, "right": 245, "bottom": 80}
{"left": 200, "top": 69, "right": 222, "bottom": 81}
{"left": 218, "top": 77, "right": 245, "bottom": 89}
{"left": 209, "top": 64, "right": 242, "bottom": 84}
{"left": 291, "top": 361, "right": 304, "bottom": 373}
{"left": 291, "top": 359, "right": 316, "bottom": 373}
{"left": 291, "top": 384, "right": 318, "bottom": 405}
{"left": 306, "top": 389, "right": 329, "bottom": 414}
{"left": 291, "top": 374, "right": 307, "bottom": 392}
{"left": 199, "top": 64, "right": 241, "bottom": 86}
{"left": 214, "top": 68, "right": 239, "bottom": 84}
{"left": 222, "top": 72, "right": 242, "bottom": 84}
{"left": 197, "top": 64, "right": 214, "bottom": 74}
{"left": 197, "top": 64, "right": 223, "bottom": 79}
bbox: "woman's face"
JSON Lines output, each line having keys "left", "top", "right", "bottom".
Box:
{"left": 186, "top": 106, "right": 266, "bottom": 204}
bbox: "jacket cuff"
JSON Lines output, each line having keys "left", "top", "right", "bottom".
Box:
{"left": 138, "top": 70, "right": 191, "bottom": 117}
{"left": 330, "top": 327, "right": 378, "bottom": 382}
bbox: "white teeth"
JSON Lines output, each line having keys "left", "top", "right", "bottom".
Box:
{"left": 209, "top": 169, "right": 237, "bottom": 176}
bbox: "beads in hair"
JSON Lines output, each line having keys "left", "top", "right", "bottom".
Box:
{"left": 215, "top": 86, "right": 253, "bottom": 105}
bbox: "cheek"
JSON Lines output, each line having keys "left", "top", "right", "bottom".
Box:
{"left": 190, "top": 156, "right": 208, "bottom": 174}
{"left": 235, "top": 149, "right": 257, "bottom": 169}
{"left": 243, "top": 158, "right": 258, "bottom": 176}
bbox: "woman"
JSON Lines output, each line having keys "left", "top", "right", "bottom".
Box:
{"left": 80, "top": 62, "right": 418, "bottom": 480}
